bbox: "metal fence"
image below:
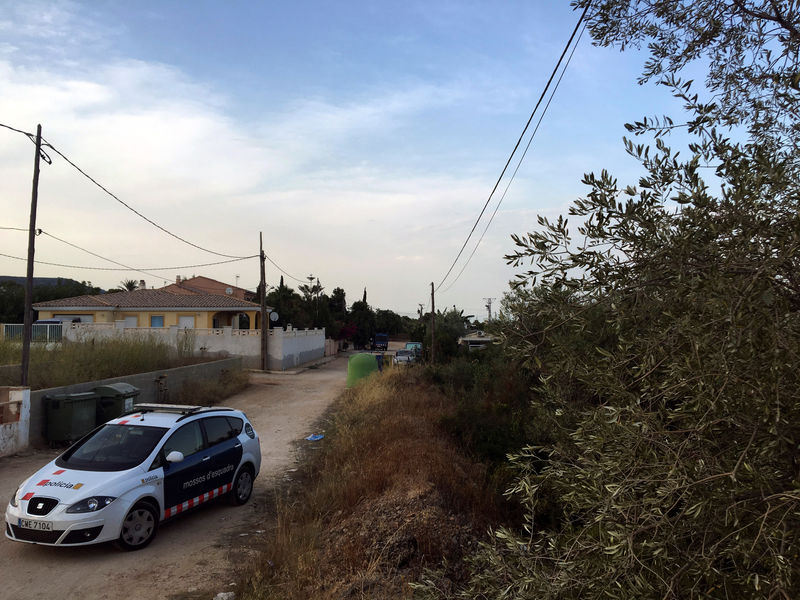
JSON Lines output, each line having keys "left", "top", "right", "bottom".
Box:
{"left": 2, "top": 323, "right": 63, "bottom": 342}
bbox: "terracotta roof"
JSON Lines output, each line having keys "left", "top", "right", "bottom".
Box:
{"left": 33, "top": 289, "right": 261, "bottom": 310}
{"left": 161, "top": 276, "right": 254, "bottom": 299}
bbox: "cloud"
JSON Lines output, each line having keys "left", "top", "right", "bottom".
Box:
{"left": 0, "top": 1, "right": 580, "bottom": 314}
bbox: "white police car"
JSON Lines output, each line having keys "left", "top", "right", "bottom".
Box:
{"left": 5, "top": 404, "right": 261, "bottom": 550}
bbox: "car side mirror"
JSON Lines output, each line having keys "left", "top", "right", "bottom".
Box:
{"left": 166, "top": 450, "right": 184, "bottom": 463}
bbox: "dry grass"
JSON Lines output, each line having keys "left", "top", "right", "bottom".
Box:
{"left": 237, "top": 368, "right": 503, "bottom": 600}
{"left": 172, "top": 368, "right": 251, "bottom": 405}
{"left": 0, "top": 336, "right": 213, "bottom": 389}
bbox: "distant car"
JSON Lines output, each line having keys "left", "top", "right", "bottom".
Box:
{"left": 393, "top": 349, "right": 416, "bottom": 365}
{"left": 404, "top": 342, "right": 422, "bottom": 356}
{"left": 5, "top": 404, "right": 261, "bottom": 551}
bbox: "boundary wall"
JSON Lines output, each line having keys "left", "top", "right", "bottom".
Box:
{"left": 27, "top": 357, "right": 242, "bottom": 447}
{"left": 0, "top": 387, "right": 29, "bottom": 456}
{"left": 62, "top": 323, "right": 326, "bottom": 371}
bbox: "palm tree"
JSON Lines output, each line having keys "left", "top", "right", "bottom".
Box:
{"left": 118, "top": 279, "right": 139, "bottom": 291}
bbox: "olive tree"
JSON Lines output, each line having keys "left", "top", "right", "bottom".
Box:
{"left": 416, "top": 2, "right": 800, "bottom": 598}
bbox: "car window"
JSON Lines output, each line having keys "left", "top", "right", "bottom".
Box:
{"left": 56, "top": 424, "right": 168, "bottom": 472}
{"left": 203, "top": 416, "right": 237, "bottom": 446}
{"left": 226, "top": 416, "right": 244, "bottom": 435}
{"left": 162, "top": 421, "right": 204, "bottom": 457}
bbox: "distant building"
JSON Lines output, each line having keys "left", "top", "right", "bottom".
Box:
{"left": 33, "top": 288, "right": 265, "bottom": 330}
{"left": 161, "top": 275, "right": 256, "bottom": 302}
{"left": 457, "top": 330, "right": 497, "bottom": 351}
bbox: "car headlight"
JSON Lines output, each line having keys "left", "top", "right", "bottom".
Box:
{"left": 9, "top": 486, "right": 21, "bottom": 508}
{"left": 66, "top": 496, "right": 116, "bottom": 513}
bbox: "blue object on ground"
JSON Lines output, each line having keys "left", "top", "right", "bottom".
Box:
{"left": 305, "top": 434, "right": 324, "bottom": 441}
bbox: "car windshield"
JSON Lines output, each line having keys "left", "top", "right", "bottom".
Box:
{"left": 397, "top": 350, "right": 412, "bottom": 356}
{"left": 56, "top": 424, "right": 168, "bottom": 472}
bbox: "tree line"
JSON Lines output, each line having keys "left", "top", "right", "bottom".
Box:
{"left": 0, "top": 275, "right": 486, "bottom": 352}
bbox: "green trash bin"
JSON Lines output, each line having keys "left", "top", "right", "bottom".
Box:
{"left": 94, "top": 383, "right": 140, "bottom": 424}
{"left": 346, "top": 353, "right": 380, "bottom": 388}
{"left": 45, "top": 392, "right": 98, "bottom": 444}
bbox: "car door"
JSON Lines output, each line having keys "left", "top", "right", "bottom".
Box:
{"left": 161, "top": 420, "right": 209, "bottom": 513}
{"left": 200, "top": 416, "right": 243, "bottom": 493}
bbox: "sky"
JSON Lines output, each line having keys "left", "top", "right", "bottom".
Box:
{"left": 0, "top": 1, "right": 683, "bottom": 320}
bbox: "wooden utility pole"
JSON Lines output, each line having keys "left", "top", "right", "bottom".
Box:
{"left": 430, "top": 282, "right": 435, "bottom": 365}
{"left": 21, "top": 124, "right": 43, "bottom": 387}
{"left": 259, "top": 232, "right": 268, "bottom": 371}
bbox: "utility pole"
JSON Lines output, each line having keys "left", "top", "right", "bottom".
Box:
{"left": 259, "top": 232, "right": 268, "bottom": 371}
{"left": 484, "top": 297, "right": 496, "bottom": 322}
{"left": 430, "top": 282, "right": 435, "bottom": 365}
{"left": 417, "top": 303, "right": 424, "bottom": 319}
{"left": 21, "top": 124, "right": 43, "bottom": 387}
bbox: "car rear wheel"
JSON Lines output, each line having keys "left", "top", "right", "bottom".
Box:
{"left": 116, "top": 501, "right": 158, "bottom": 551}
{"left": 229, "top": 465, "right": 254, "bottom": 505}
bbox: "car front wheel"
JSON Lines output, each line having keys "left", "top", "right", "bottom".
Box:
{"left": 116, "top": 501, "right": 158, "bottom": 551}
{"left": 229, "top": 466, "right": 254, "bottom": 505}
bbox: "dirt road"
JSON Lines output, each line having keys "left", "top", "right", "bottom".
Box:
{"left": 0, "top": 357, "right": 347, "bottom": 600}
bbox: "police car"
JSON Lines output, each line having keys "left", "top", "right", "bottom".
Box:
{"left": 5, "top": 404, "right": 261, "bottom": 550}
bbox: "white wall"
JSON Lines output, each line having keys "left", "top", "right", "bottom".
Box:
{"left": 0, "top": 387, "right": 30, "bottom": 457}
{"left": 64, "top": 323, "right": 327, "bottom": 371}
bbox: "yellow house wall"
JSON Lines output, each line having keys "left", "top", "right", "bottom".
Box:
{"left": 112, "top": 311, "right": 208, "bottom": 328}
{"left": 35, "top": 310, "right": 109, "bottom": 322}
{"left": 35, "top": 309, "right": 257, "bottom": 329}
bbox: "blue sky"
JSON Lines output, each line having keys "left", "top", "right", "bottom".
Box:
{"left": 0, "top": 1, "right": 682, "bottom": 318}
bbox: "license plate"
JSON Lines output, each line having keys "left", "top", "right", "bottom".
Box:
{"left": 18, "top": 518, "right": 53, "bottom": 531}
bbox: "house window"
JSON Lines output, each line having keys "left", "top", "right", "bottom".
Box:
{"left": 150, "top": 315, "right": 164, "bottom": 328}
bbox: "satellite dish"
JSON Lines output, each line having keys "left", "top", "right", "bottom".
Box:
{"left": 269, "top": 311, "right": 279, "bottom": 322}
{"left": 225, "top": 287, "right": 233, "bottom": 295}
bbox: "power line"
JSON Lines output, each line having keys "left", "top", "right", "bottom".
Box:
{"left": 262, "top": 250, "right": 305, "bottom": 283}
{"left": 0, "top": 251, "right": 257, "bottom": 271}
{"left": 442, "top": 21, "right": 587, "bottom": 294}
{"left": 0, "top": 123, "right": 32, "bottom": 137}
{"left": 3, "top": 225, "right": 259, "bottom": 271}
{"left": 1, "top": 122, "right": 248, "bottom": 258}
{"left": 435, "top": 3, "right": 590, "bottom": 292}
{"left": 39, "top": 229, "right": 174, "bottom": 283}
{"left": 40, "top": 139, "right": 250, "bottom": 259}
{"left": 2, "top": 125, "right": 313, "bottom": 288}
{"left": 0, "top": 123, "right": 52, "bottom": 163}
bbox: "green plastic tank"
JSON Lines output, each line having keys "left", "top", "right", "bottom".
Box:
{"left": 346, "top": 353, "right": 379, "bottom": 388}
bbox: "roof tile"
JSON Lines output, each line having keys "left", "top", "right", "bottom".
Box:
{"left": 33, "top": 289, "right": 261, "bottom": 310}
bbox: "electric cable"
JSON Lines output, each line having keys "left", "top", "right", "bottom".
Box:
{"left": 40, "top": 139, "right": 250, "bottom": 259}
{"left": 435, "top": 3, "right": 590, "bottom": 292}
{"left": 0, "top": 123, "right": 32, "bottom": 137}
{"left": 0, "top": 251, "right": 257, "bottom": 271}
{"left": 39, "top": 229, "right": 175, "bottom": 282}
{"left": 3, "top": 127, "right": 311, "bottom": 287}
{"left": 262, "top": 250, "right": 305, "bottom": 284}
{"left": 0, "top": 123, "right": 52, "bottom": 163}
{"left": 442, "top": 21, "right": 587, "bottom": 294}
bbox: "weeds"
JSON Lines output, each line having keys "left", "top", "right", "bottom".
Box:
{"left": 0, "top": 336, "right": 209, "bottom": 389}
{"left": 238, "top": 368, "right": 505, "bottom": 600}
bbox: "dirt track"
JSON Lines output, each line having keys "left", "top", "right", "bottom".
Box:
{"left": 0, "top": 357, "right": 347, "bottom": 600}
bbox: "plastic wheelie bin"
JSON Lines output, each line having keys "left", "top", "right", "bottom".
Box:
{"left": 45, "top": 391, "right": 98, "bottom": 443}
{"left": 94, "top": 382, "right": 140, "bottom": 424}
